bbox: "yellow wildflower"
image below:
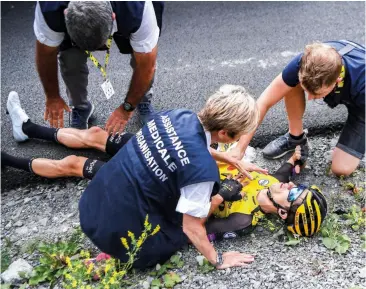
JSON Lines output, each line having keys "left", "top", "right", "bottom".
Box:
{"left": 65, "top": 273, "right": 72, "bottom": 280}
{"left": 105, "top": 264, "right": 112, "bottom": 274}
{"left": 105, "top": 285, "right": 110, "bottom": 289}
{"left": 80, "top": 250, "right": 90, "bottom": 259}
{"left": 136, "top": 238, "right": 143, "bottom": 248}
{"left": 151, "top": 224, "right": 160, "bottom": 236}
{"left": 109, "top": 277, "right": 116, "bottom": 285}
{"left": 128, "top": 230, "right": 135, "bottom": 242}
{"left": 65, "top": 257, "right": 72, "bottom": 269}
{"left": 144, "top": 215, "right": 149, "bottom": 227}
{"left": 71, "top": 279, "right": 77, "bottom": 288}
{"left": 112, "top": 270, "right": 126, "bottom": 279}
{"left": 121, "top": 237, "right": 129, "bottom": 250}
{"left": 86, "top": 263, "right": 94, "bottom": 274}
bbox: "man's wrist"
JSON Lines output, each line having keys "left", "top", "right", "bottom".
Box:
{"left": 207, "top": 251, "right": 218, "bottom": 265}
{"left": 212, "top": 251, "right": 224, "bottom": 267}
{"left": 213, "top": 194, "right": 224, "bottom": 204}
{"left": 46, "top": 94, "right": 61, "bottom": 100}
{"left": 122, "top": 99, "right": 135, "bottom": 112}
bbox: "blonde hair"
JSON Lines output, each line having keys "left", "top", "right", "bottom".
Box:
{"left": 299, "top": 42, "right": 342, "bottom": 94}
{"left": 198, "top": 85, "right": 259, "bottom": 137}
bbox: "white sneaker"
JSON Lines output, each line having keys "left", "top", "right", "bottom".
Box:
{"left": 6, "top": 91, "right": 29, "bottom": 142}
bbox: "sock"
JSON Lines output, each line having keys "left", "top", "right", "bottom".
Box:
{"left": 105, "top": 132, "right": 134, "bottom": 156}
{"left": 22, "top": 120, "right": 59, "bottom": 143}
{"left": 1, "top": 151, "right": 34, "bottom": 173}
{"left": 82, "top": 159, "right": 105, "bottom": 180}
{"left": 289, "top": 132, "right": 304, "bottom": 140}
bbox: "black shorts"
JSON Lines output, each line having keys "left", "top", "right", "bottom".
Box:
{"left": 337, "top": 106, "right": 365, "bottom": 159}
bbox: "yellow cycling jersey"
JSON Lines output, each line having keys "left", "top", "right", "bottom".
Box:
{"left": 213, "top": 162, "right": 280, "bottom": 226}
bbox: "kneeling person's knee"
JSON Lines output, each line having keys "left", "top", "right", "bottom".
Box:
{"left": 331, "top": 158, "right": 359, "bottom": 177}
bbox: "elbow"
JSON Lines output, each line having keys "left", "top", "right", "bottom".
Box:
{"left": 182, "top": 217, "right": 203, "bottom": 237}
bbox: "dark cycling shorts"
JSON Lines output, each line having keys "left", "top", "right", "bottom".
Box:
{"left": 337, "top": 106, "right": 365, "bottom": 159}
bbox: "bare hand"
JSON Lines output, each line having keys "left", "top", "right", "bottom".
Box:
{"left": 216, "top": 251, "right": 255, "bottom": 269}
{"left": 44, "top": 96, "right": 71, "bottom": 128}
{"left": 105, "top": 106, "right": 133, "bottom": 135}
{"left": 227, "top": 145, "right": 245, "bottom": 161}
{"left": 232, "top": 159, "right": 268, "bottom": 180}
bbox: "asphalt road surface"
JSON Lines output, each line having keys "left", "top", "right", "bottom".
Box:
{"left": 1, "top": 1, "right": 365, "bottom": 190}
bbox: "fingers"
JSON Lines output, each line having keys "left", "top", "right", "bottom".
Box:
{"left": 223, "top": 173, "right": 233, "bottom": 179}
{"left": 241, "top": 169, "right": 253, "bottom": 180}
{"left": 240, "top": 181, "right": 249, "bottom": 187}
{"left": 59, "top": 112, "right": 64, "bottom": 128}
{"left": 105, "top": 120, "right": 126, "bottom": 136}
{"left": 64, "top": 103, "right": 71, "bottom": 112}
{"left": 253, "top": 166, "right": 269, "bottom": 175}
{"left": 105, "top": 117, "right": 114, "bottom": 135}
{"left": 51, "top": 111, "right": 59, "bottom": 128}
{"left": 233, "top": 173, "right": 242, "bottom": 180}
{"left": 45, "top": 101, "right": 67, "bottom": 128}
{"left": 218, "top": 252, "right": 255, "bottom": 269}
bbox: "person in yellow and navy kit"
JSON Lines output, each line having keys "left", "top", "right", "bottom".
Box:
{"left": 205, "top": 146, "right": 328, "bottom": 240}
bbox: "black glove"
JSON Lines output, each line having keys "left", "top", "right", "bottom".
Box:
{"left": 294, "top": 142, "right": 309, "bottom": 167}
{"left": 218, "top": 178, "right": 243, "bottom": 202}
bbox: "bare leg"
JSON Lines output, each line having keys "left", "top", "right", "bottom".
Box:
{"left": 284, "top": 84, "right": 306, "bottom": 136}
{"left": 331, "top": 148, "right": 360, "bottom": 177}
{"left": 56, "top": 126, "right": 109, "bottom": 152}
{"left": 31, "top": 155, "right": 88, "bottom": 178}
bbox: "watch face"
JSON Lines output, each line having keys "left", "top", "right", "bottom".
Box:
{"left": 123, "top": 102, "right": 133, "bottom": 111}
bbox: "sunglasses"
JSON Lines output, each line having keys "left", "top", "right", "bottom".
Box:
{"left": 267, "top": 184, "right": 307, "bottom": 211}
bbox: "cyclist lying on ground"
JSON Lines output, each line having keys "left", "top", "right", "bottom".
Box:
{"left": 208, "top": 146, "right": 327, "bottom": 239}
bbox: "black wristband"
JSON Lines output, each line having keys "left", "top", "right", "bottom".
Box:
{"left": 215, "top": 252, "right": 224, "bottom": 267}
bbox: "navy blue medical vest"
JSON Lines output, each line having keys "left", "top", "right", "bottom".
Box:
{"left": 79, "top": 109, "right": 220, "bottom": 257}
{"left": 39, "top": 1, "right": 164, "bottom": 53}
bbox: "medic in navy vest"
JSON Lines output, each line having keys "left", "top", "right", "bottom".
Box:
{"left": 79, "top": 109, "right": 220, "bottom": 267}
{"left": 39, "top": 1, "right": 164, "bottom": 53}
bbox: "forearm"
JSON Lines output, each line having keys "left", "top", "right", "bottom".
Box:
{"left": 201, "top": 194, "right": 224, "bottom": 225}
{"left": 125, "top": 65, "right": 154, "bottom": 106}
{"left": 209, "top": 148, "right": 232, "bottom": 164}
{"left": 183, "top": 215, "right": 217, "bottom": 264}
{"left": 35, "top": 40, "right": 60, "bottom": 98}
{"left": 272, "top": 162, "right": 294, "bottom": 183}
{"left": 236, "top": 96, "right": 270, "bottom": 151}
{"left": 125, "top": 48, "right": 157, "bottom": 107}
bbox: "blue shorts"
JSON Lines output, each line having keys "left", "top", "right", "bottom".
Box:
{"left": 336, "top": 105, "right": 365, "bottom": 159}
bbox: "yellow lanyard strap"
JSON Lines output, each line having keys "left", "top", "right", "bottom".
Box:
{"left": 85, "top": 35, "right": 113, "bottom": 80}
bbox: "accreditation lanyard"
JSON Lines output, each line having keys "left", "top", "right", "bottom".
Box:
{"left": 85, "top": 35, "right": 115, "bottom": 99}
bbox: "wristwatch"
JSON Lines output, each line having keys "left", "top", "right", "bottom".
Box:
{"left": 214, "top": 252, "right": 224, "bottom": 267}
{"left": 122, "top": 101, "right": 135, "bottom": 112}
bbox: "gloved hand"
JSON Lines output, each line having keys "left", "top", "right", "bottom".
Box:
{"left": 218, "top": 178, "right": 243, "bottom": 202}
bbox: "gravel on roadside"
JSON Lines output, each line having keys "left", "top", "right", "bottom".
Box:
{"left": 1, "top": 134, "right": 365, "bottom": 289}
